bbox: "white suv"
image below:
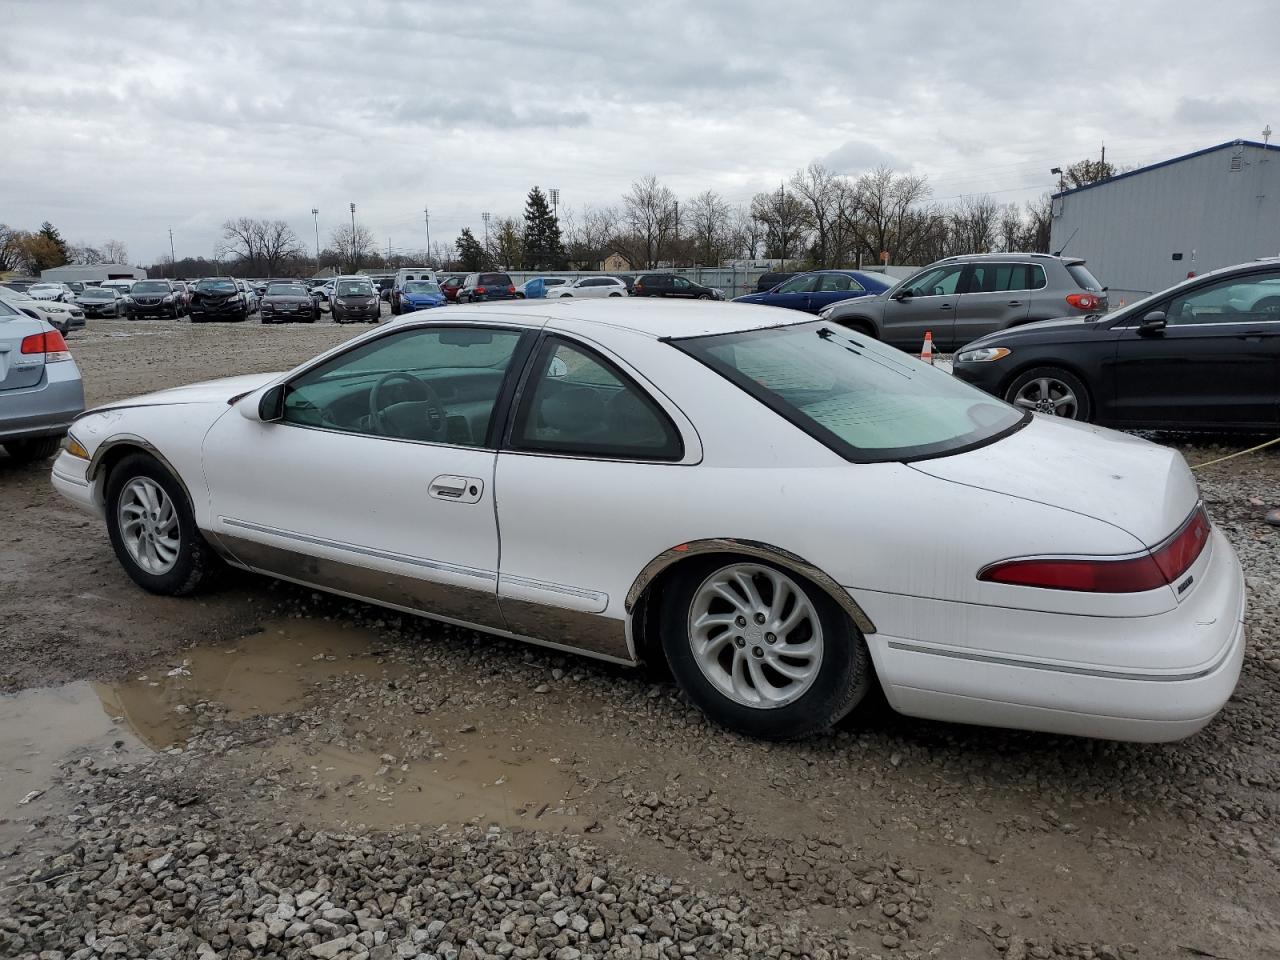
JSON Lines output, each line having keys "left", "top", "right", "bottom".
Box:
{"left": 552, "top": 276, "right": 628, "bottom": 299}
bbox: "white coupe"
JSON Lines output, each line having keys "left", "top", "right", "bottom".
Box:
{"left": 51, "top": 301, "right": 1246, "bottom": 742}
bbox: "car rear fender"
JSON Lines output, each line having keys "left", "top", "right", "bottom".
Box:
{"left": 624, "top": 537, "right": 877, "bottom": 664}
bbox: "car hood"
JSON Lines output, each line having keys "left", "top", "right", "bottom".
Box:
{"left": 95, "top": 373, "right": 279, "bottom": 411}
{"left": 962, "top": 314, "right": 1105, "bottom": 349}
{"left": 910, "top": 414, "right": 1199, "bottom": 548}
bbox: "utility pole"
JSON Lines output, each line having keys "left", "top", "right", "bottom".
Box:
{"left": 424, "top": 206, "right": 430, "bottom": 262}
{"left": 311, "top": 208, "right": 320, "bottom": 275}
{"left": 349, "top": 202, "right": 357, "bottom": 271}
{"left": 1100, "top": 141, "right": 1106, "bottom": 175}
{"left": 168, "top": 228, "right": 175, "bottom": 277}
{"left": 672, "top": 201, "right": 679, "bottom": 268}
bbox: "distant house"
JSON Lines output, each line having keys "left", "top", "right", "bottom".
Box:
{"left": 600, "top": 250, "right": 634, "bottom": 272}
{"left": 41, "top": 263, "right": 146, "bottom": 283}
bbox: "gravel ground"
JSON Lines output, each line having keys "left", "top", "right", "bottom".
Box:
{"left": 1, "top": 317, "right": 1277, "bottom": 959}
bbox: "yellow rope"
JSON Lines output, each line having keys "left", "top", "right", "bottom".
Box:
{"left": 1190, "top": 435, "right": 1280, "bottom": 470}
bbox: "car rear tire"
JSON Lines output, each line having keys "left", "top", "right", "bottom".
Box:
{"left": 105, "top": 453, "right": 220, "bottom": 596}
{"left": 4, "top": 436, "right": 62, "bottom": 463}
{"left": 660, "top": 557, "right": 871, "bottom": 740}
{"left": 1004, "top": 366, "right": 1092, "bottom": 422}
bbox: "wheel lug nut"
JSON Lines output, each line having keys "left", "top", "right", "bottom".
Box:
{"left": 752, "top": 646, "right": 764, "bottom": 658}
{"left": 754, "top": 613, "right": 766, "bottom": 624}
{"left": 735, "top": 616, "right": 746, "bottom": 627}
{"left": 765, "top": 633, "right": 777, "bottom": 643}
{"left": 734, "top": 636, "right": 745, "bottom": 648}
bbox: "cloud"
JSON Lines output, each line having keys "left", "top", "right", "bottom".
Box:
{"left": 2, "top": 0, "right": 1278, "bottom": 264}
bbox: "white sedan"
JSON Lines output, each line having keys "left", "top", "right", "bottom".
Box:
{"left": 552, "top": 276, "right": 628, "bottom": 298}
{"left": 50, "top": 301, "right": 1245, "bottom": 742}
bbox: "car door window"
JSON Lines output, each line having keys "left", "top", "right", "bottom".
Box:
{"left": 511, "top": 337, "right": 683, "bottom": 460}
{"left": 775, "top": 275, "right": 816, "bottom": 294}
{"left": 1166, "top": 273, "right": 1280, "bottom": 325}
{"left": 672, "top": 277, "right": 692, "bottom": 292}
{"left": 283, "top": 327, "right": 525, "bottom": 446}
{"left": 905, "top": 265, "right": 964, "bottom": 297}
{"left": 816, "top": 274, "right": 858, "bottom": 293}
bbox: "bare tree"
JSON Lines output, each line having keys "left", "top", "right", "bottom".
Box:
{"left": 623, "top": 175, "right": 678, "bottom": 269}
{"left": 564, "top": 204, "right": 622, "bottom": 268}
{"left": 0, "top": 225, "right": 28, "bottom": 272}
{"left": 847, "top": 166, "right": 935, "bottom": 265}
{"left": 727, "top": 206, "right": 763, "bottom": 260}
{"left": 1023, "top": 194, "right": 1053, "bottom": 253}
{"left": 789, "top": 163, "right": 846, "bottom": 267}
{"left": 489, "top": 216, "right": 524, "bottom": 269}
{"left": 69, "top": 243, "right": 105, "bottom": 264}
{"left": 947, "top": 194, "right": 1000, "bottom": 255}
{"left": 329, "top": 223, "right": 376, "bottom": 272}
{"left": 257, "top": 220, "right": 305, "bottom": 275}
{"left": 685, "top": 190, "right": 732, "bottom": 266}
{"left": 750, "top": 186, "right": 810, "bottom": 264}
{"left": 102, "top": 238, "right": 129, "bottom": 264}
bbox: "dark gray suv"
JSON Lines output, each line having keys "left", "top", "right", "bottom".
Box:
{"left": 819, "top": 253, "right": 1106, "bottom": 351}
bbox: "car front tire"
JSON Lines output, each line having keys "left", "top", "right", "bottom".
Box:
{"left": 660, "top": 557, "right": 871, "bottom": 740}
{"left": 105, "top": 453, "right": 220, "bottom": 596}
{"left": 1004, "top": 366, "right": 1092, "bottom": 422}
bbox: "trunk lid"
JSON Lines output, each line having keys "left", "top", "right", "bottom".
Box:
{"left": 0, "top": 315, "right": 49, "bottom": 391}
{"left": 909, "top": 415, "right": 1199, "bottom": 548}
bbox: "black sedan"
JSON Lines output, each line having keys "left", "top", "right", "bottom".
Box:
{"left": 260, "top": 282, "right": 318, "bottom": 323}
{"left": 952, "top": 260, "right": 1280, "bottom": 431}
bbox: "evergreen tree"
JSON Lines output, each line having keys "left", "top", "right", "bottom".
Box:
{"left": 521, "top": 187, "right": 565, "bottom": 269}
{"left": 34, "top": 221, "right": 69, "bottom": 270}
{"left": 455, "top": 227, "right": 490, "bottom": 271}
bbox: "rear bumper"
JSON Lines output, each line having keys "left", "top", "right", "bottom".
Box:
{"left": 855, "top": 525, "right": 1247, "bottom": 741}
{"left": 0, "top": 362, "right": 86, "bottom": 442}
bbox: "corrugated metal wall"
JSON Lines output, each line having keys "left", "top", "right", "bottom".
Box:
{"left": 1050, "top": 143, "right": 1280, "bottom": 296}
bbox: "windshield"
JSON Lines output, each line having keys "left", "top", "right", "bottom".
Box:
{"left": 675, "top": 320, "right": 1026, "bottom": 462}
{"left": 196, "top": 279, "right": 238, "bottom": 293}
{"left": 337, "top": 281, "right": 374, "bottom": 296}
{"left": 80, "top": 288, "right": 116, "bottom": 299}
{"left": 132, "top": 281, "right": 169, "bottom": 294}
{"left": 267, "top": 284, "right": 306, "bottom": 296}
{"left": 404, "top": 281, "right": 440, "bottom": 295}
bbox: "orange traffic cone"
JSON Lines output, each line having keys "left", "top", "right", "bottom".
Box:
{"left": 920, "top": 330, "right": 934, "bottom": 365}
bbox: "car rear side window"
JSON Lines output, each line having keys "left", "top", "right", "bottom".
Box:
{"left": 965, "top": 263, "right": 1046, "bottom": 293}
{"left": 511, "top": 337, "right": 683, "bottom": 461}
{"left": 1066, "top": 263, "right": 1103, "bottom": 292}
{"left": 817, "top": 274, "right": 859, "bottom": 292}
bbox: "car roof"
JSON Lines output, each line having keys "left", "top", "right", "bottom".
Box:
{"left": 391, "top": 298, "right": 807, "bottom": 340}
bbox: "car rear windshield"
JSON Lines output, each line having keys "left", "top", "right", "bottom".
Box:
{"left": 674, "top": 320, "right": 1027, "bottom": 462}
{"left": 1066, "top": 263, "right": 1103, "bottom": 292}
{"left": 479, "top": 273, "right": 511, "bottom": 286}
{"left": 132, "top": 281, "right": 169, "bottom": 293}
{"left": 196, "top": 279, "right": 237, "bottom": 293}
{"left": 267, "top": 284, "right": 305, "bottom": 296}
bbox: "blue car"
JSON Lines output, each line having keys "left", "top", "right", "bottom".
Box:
{"left": 733, "top": 269, "right": 893, "bottom": 314}
{"left": 397, "top": 280, "right": 447, "bottom": 313}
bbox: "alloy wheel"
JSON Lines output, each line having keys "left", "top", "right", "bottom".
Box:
{"left": 1012, "top": 376, "right": 1080, "bottom": 419}
{"left": 687, "top": 563, "right": 824, "bottom": 709}
{"left": 117, "top": 477, "right": 180, "bottom": 575}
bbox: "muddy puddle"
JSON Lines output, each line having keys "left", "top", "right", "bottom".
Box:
{"left": 1, "top": 618, "right": 591, "bottom": 838}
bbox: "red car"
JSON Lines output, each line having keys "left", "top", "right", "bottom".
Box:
{"left": 438, "top": 275, "right": 465, "bottom": 302}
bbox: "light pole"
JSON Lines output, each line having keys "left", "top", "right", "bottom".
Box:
{"left": 424, "top": 206, "right": 430, "bottom": 263}
{"left": 349, "top": 202, "right": 357, "bottom": 271}
{"left": 311, "top": 208, "right": 320, "bottom": 274}
{"left": 168, "top": 228, "right": 175, "bottom": 277}
{"left": 548, "top": 188, "right": 559, "bottom": 220}
{"left": 481, "top": 211, "right": 491, "bottom": 248}
{"left": 1050, "top": 167, "right": 1065, "bottom": 192}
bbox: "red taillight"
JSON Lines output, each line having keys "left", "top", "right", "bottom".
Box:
{"left": 1065, "top": 293, "right": 1100, "bottom": 311}
{"left": 507, "top": 285, "right": 516, "bottom": 294}
{"left": 475, "top": 286, "right": 487, "bottom": 295}
{"left": 21, "top": 330, "right": 71, "bottom": 361}
{"left": 979, "top": 507, "right": 1210, "bottom": 593}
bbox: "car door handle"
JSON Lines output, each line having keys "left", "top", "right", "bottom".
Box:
{"left": 939, "top": 303, "right": 952, "bottom": 310}
{"left": 1236, "top": 331, "right": 1270, "bottom": 342}
{"left": 1007, "top": 300, "right": 1023, "bottom": 306}
{"left": 429, "top": 475, "right": 483, "bottom": 503}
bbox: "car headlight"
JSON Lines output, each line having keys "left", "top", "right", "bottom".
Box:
{"left": 368, "top": 297, "right": 378, "bottom": 306}
{"left": 163, "top": 295, "right": 173, "bottom": 303}
{"left": 124, "top": 296, "right": 134, "bottom": 304}
{"left": 955, "top": 347, "right": 1011, "bottom": 363}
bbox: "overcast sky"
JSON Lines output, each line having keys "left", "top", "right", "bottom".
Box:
{"left": 3, "top": 0, "right": 1276, "bottom": 266}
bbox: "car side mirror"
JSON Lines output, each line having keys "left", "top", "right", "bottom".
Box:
{"left": 892, "top": 289, "right": 912, "bottom": 301}
{"left": 1138, "top": 310, "right": 1167, "bottom": 335}
{"left": 241, "top": 384, "right": 285, "bottom": 422}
